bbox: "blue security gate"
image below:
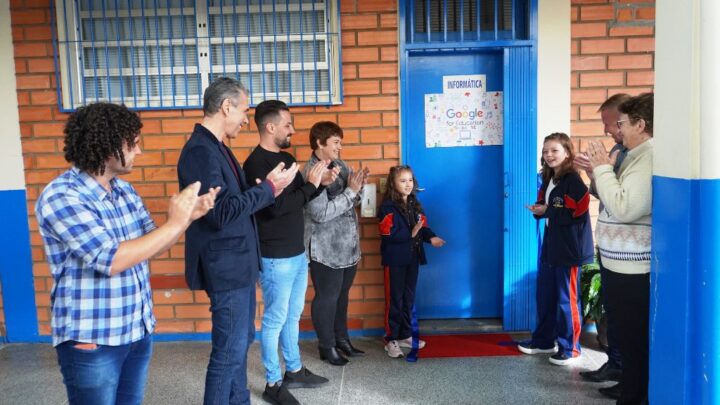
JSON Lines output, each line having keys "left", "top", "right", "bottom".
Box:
{"left": 399, "top": 0, "right": 538, "bottom": 330}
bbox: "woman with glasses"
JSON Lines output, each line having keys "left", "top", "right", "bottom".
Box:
{"left": 586, "top": 93, "right": 654, "bottom": 405}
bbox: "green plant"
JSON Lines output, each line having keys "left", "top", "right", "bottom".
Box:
{"left": 581, "top": 260, "right": 602, "bottom": 322}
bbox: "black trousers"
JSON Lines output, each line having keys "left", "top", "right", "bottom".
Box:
{"left": 604, "top": 270, "right": 650, "bottom": 405}
{"left": 384, "top": 261, "right": 419, "bottom": 341}
{"left": 310, "top": 260, "right": 357, "bottom": 349}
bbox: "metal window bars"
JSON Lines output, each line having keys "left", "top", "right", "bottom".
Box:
{"left": 408, "top": 0, "right": 528, "bottom": 44}
{"left": 53, "top": 0, "right": 342, "bottom": 110}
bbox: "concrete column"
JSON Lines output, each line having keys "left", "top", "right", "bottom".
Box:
{"left": 652, "top": 0, "right": 720, "bottom": 403}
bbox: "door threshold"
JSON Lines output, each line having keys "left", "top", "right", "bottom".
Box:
{"left": 419, "top": 318, "right": 503, "bottom": 335}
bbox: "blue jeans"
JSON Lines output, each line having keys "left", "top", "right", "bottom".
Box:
{"left": 204, "top": 285, "right": 256, "bottom": 405}
{"left": 260, "top": 252, "right": 308, "bottom": 384}
{"left": 55, "top": 334, "right": 152, "bottom": 405}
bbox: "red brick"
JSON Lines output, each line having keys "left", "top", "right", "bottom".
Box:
{"left": 627, "top": 71, "right": 654, "bottom": 86}
{"left": 341, "top": 14, "right": 378, "bottom": 30}
{"left": 571, "top": 22, "right": 607, "bottom": 38}
{"left": 153, "top": 305, "right": 175, "bottom": 319}
{"left": 161, "top": 119, "right": 196, "bottom": 134}
{"left": 359, "top": 95, "right": 398, "bottom": 111}
{"left": 636, "top": 7, "right": 655, "bottom": 20}
{"left": 16, "top": 74, "right": 51, "bottom": 90}
{"left": 580, "top": 38, "right": 624, "bottom": 54}
{"left": 361, "top": 128, "right": 398, "bottom": 143}
{"left": 344, "top": 80, "right": 380, "bottom": 96}
{"left": 571, "top": 121, "right": 603, "bottom": 137}
{"left": 175, "top": 304, "right": 211, "bottom": 318}
{"left": 359, "top": 63, "right": 397, "bottom": 79}
{"left": 341, "top": 145, "right": 383, "bottom": 160}
{"left": 571, "top": 6, "right": 578, "bottom": 22}
{"left": 381, "top": 79, "right": 398, "bottom": 94}
{"left": 30, "top": 90, "right": 57, "bottom": 105}
{"left": 608, "top": 54, "right": 653, "bottom": 69}
{"left": 342, "top": 47, "right": 379, "bottom": 63}
{"left": 579, "top": 105, "right": 601, "bottom": 121}
{"left": 338, "top": 113, "right": 382, "bottom": 128}
{"left": 609, "top": 26, "right": 653, "bottom": 37}
{"left": 627, "top": 37, "right": 655, "bottom": 52}
{"left": 342, "top": 64, "right": 358, "bottom": 80}
{"left": 616, "top": 8, "right": 633, "bottom": 21}
{"left": 35, "top": 155, "right": 68, "bottom": 169}
{"left": 154, "top": 320, "right": 194, "bottom": 333}
{"left": 13, "top": 42, "right": 48, "bottom": 57}
{"left": 580, "top": 72, "right": 624, "bottom": 87}
{"left": 380, "top": 13, "right": 397, "bottom": 29}
{"left": 27, "top": 58, "right": 55, "bottom": 73}
{"left": 321, "top": 97, "right": 359, "bottom": 112}
{"left": 357, "top": 0, "right": 396, "bottom": 12}
{"left": 380, "top": 46, "right": 398, "bottom": 62}
{"left": 294, "top": 113, "right": 337, "bottom": 130}
{"left": 340, "top": 0, "right": 356, "bottom": 13}
{"left": 571, "top": 56, "right": 607, "bottom": 71}
{"left": 571, "top": 88, "right": 608, "bottom": 105}
{"left": 362, "top": 160, "right": 397, "bottom": 177}
{"left": 22, "top": 139, "right": 57, "bottom": 153}
{"left": 342, "top": 32, "right": 356, "bottom": 47}
{"left": 383, "top": 144, "right": 398, "bottom": 159}
{"left": 134, "top": 151, "right": 163, "bottom": 166}
{"left": 580, "top": 5, "right": 614, "bottom": 21}
{"left": 382, "top": 112, "right": 398, "bottom": 126}
{"left": 11, "top": 9, "right": 47, "bottom": 25}
{"left": 24, "top": 25, "right": 52, "bottom": 40}
{"left": 357, "top": 31, "right": 397, "bottom": 46}
{"left": 149, "top": 259, "right": 185, "bottom": 274}
{"left": 19, "top": 106, "right": 52, "bottom": 122}
{"left": 143, "top": 135, "right": 186, "bottom": 150}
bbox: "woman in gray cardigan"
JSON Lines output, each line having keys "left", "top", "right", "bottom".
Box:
{"left": 303, "top": 121, "right": 369, "bottom": 366}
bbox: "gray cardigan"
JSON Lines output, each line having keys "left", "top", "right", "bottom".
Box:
{"left": 302, "top": 154, "right": 361, "bottom": 269}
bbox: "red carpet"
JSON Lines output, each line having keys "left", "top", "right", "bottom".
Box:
{"left": 418, "top": 333, "right": 522, "bottom": 358}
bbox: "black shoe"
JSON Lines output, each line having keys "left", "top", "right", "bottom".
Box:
{"left": 336, "top": 339, "right": 365, "bottom": 357}
{"left": 598, "top": 383, "right": 622, "bottom": 400}
{"left": 319, "top": 346, "right": 349, "bottom": 366}
{"left": 262, "top": 383, "right": 299, "bottom": 405}
{"left": 283, "top": 366, "right": 329, "bottom": 389}
{"left": 580, "top": 361, "right": 622, "bottom": 382}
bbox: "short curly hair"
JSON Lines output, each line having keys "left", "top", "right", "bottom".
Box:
{"left": 63, "top": 103, "right": 143, "bottom": 175}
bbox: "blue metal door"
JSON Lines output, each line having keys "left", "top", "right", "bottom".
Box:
{"left": 404, "top": 51, "right": 504, "bottom": 319}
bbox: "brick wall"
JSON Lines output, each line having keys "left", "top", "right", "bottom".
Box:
{"left": 571, "top": 0, "right": 655, "bottom": 151}
{"left": 13, "top": 0, "right": 398, "bottom": 336}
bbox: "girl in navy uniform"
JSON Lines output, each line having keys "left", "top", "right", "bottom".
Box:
{"left": 378, "top": 165, "right": 445, "bottom": 359}
{"left": 519, "top": 133, "right": 594, "bottom": 366}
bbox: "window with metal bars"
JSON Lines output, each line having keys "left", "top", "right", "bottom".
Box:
{"left": 53, "top": 0, "right": 342, "bottom": 110}
{"left": 408, "top": 0, "right": 528, "bottom": 43}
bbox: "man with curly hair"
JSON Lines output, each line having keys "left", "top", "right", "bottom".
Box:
{"left": 35, "top": 102, "right": 219, "bottom": 405}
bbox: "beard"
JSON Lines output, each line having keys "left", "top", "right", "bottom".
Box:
{"left": 275, "top": 136, "right": 291, "bottom": 149}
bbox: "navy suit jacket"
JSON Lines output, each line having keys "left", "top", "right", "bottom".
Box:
{"left": 177, "top": 124, "right": 275, "bottom": 293}
{"left": 377, "top": 199, "right": 436, "bottom": 266}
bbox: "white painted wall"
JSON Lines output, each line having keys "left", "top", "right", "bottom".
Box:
{"left": 0, "top": 0, "right": 25, "bottom": 191}
{"left": 537, "top": 0, "right": 571, "bottom": 167}
{"left": 655, "top": 0, "right": 720, "bottom": 180}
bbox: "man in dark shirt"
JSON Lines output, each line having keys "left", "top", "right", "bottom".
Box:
{"left": 244, "top": 100, "right": 330, "bottom": 405}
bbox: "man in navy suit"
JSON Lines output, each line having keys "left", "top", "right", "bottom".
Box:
{"left": 177, "top": 77, "right": 297, "bottom": 405}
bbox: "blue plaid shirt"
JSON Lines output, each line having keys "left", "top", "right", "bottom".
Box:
{"left": 36, "top": 167, "right": 156, "bottom": 347}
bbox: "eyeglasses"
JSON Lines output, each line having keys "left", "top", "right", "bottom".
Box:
{"left": 616, "top": 119, "right": 630, "bottom": 129}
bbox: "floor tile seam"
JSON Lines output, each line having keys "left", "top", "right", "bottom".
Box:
{"left": 337, "top": 365, "right": 346, "bottom": 405}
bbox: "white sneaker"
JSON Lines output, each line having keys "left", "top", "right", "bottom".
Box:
{"left": 398, "top": 337, "right": 426, "bottom": 349}
{"left": 384, "top": 340, "right": 404, "bottom": 358}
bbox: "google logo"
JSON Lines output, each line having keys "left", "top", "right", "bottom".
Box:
{"left": 446, "top": 109, "right": 484, "bottom": 119}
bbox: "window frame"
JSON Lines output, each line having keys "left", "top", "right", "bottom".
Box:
{"left": 52, "top": 0, "right": 343, "bottom": 111}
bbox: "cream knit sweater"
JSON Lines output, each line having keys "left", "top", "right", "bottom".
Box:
{"left": 593, "top": 139, "right": 653, "bottom": 274}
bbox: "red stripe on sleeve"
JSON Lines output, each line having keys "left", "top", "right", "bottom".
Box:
{"left": 564, "top": 191, "right": 590, "bottom": 218}
{"left": 379, "top": 213, "right": 394, "bottom": 236}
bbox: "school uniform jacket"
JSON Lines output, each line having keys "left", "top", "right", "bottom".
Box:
{"left": 535, "top": 171, "right": 594, "bottom": 267}
{"left": 377, "top": 199, "right": 436, "bottom": 266}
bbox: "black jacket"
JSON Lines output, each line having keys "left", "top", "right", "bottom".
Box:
{"left": 177, "top": 124, "right": 275, "bottom": 293}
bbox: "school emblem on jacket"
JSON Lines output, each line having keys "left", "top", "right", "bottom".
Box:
{"left": 552, "top": 196, "right": 564, "bottom": 208}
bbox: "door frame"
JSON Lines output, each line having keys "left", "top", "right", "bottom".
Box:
{"left": 398, "top": 0, "right": 539, "bottom": 331}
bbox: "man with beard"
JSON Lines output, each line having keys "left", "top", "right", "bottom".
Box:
{"left": 244, "top": 100, "right": 331, "bottom": 405}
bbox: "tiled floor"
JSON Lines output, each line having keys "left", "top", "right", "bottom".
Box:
{"left": 0, "top": 330, "right": 616, "bottom": 405}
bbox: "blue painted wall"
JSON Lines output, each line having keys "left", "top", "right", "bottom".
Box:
{"left": 651, "top": 176, "right": 720, "bottom": 404}
{"left": 0, "top": 189, "right": 39, "bottom": 342}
